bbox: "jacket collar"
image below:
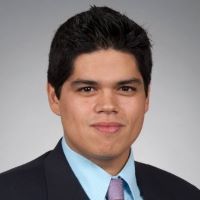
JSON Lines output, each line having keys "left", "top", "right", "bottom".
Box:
{"left": 44, "top": 139, "right": 89, "bottom": 200}
{"left": 44, "top": 139, "right": 159, "bottom": 200}
{"left": 135, "top": 161, "right": 161, "bottom": 200}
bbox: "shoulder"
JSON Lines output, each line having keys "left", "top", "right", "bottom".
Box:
{"left": 135, "top": 161, "right": 200, "bottom": 199}
{"left": 0, "top": 151, "right": 50, "bottom": 200}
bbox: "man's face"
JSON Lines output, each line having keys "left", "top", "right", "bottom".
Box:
{"left": 48, "top": 49, "right": 149, "bottom": 169}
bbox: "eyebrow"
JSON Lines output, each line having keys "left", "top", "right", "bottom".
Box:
{"left": 117, "top": 78, "right": 142, "bottom": 85}
{"left": 71, "top": 78, "right": 142, "bottom": 87}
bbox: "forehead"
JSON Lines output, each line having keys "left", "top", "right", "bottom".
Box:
{"left": 68, "top": 49, "right": 142, "bottom": 83}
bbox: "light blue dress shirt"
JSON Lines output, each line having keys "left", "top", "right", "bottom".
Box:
{"left": 61, "top": 137, "right": 143, "bottom": 200}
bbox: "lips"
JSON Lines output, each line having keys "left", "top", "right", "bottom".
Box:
{"left": 91, "top": 122, "right": 124, "bottom": 134}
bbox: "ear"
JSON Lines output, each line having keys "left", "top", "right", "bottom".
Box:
{"left": 47, "top": 83, "right": 61, "bottom": 116}
{"left": 145, "top": 85, "right": 150, "bottom": 113}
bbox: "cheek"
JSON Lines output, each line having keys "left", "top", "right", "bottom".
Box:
{"left": 121, "top": 99, "right": 146, "bottom": 132}
{"left": 121, "top": 98, "right": 146, "bottom": 116}
{"left": 60, "top": 98, "right": 91, "bottom": 127}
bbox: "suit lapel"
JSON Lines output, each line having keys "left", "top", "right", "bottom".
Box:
{"left": 44, "top": 140, "right": 89, "bottom": 200}
{"left": 44, "top": 140, "right": 161, "bottom": 200}
{"left": 135, "top": 161, "right": 161, "bottom": 200}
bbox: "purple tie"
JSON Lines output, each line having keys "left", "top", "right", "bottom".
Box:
{"left": 107, "top": 178, "right": 124, "bottom": 200}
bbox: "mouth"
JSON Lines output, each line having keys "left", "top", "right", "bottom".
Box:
{"left": 90, "top": 122, "right": 125, "bottom": 134}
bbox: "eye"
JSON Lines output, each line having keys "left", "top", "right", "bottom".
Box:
{"left": 78, "top": 87, "right": 96, "bottom": 93}
{"left": 119, "top": 86, "right": 136, "bottom": 92}
{"left": 117, "top": 86, "right": 137, "bottom": 96}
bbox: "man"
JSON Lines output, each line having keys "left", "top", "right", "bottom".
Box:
{"left": 0, "top": 6, "right": 199, "bottom": 200}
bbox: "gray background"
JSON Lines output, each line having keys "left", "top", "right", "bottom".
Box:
{"left": 0, "top": 0, "right": 199, "bottom": 188}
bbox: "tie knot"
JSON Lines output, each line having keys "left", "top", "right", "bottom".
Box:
{"left": 107, "top": 178, "right": 124, "bottom": 200}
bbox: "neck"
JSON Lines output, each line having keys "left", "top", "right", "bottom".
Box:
{"left": 89, "top": 150, "right": 131, "bottom": 176}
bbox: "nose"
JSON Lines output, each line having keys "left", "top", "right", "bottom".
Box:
{"left": 94, "top": 90, "right": 119, "bottom": 114}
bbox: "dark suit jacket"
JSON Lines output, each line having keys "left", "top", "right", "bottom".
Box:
{"left": 0, "top": 140, "right": 199, "bottom": 200}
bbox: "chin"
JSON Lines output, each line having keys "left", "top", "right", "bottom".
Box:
{"left": 92, "top": 153, "right": 118, "bottom": 161}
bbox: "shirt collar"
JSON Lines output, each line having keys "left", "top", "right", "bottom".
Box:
{"left": 118, "top": 150, "right": 141, "bottom": 199}
{"left": 61, "top": 137, "right": 140, "bottom": 200}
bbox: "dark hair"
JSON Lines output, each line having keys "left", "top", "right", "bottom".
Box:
{"left": 48, "top": 6, "right": 152, "bottom": 98}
